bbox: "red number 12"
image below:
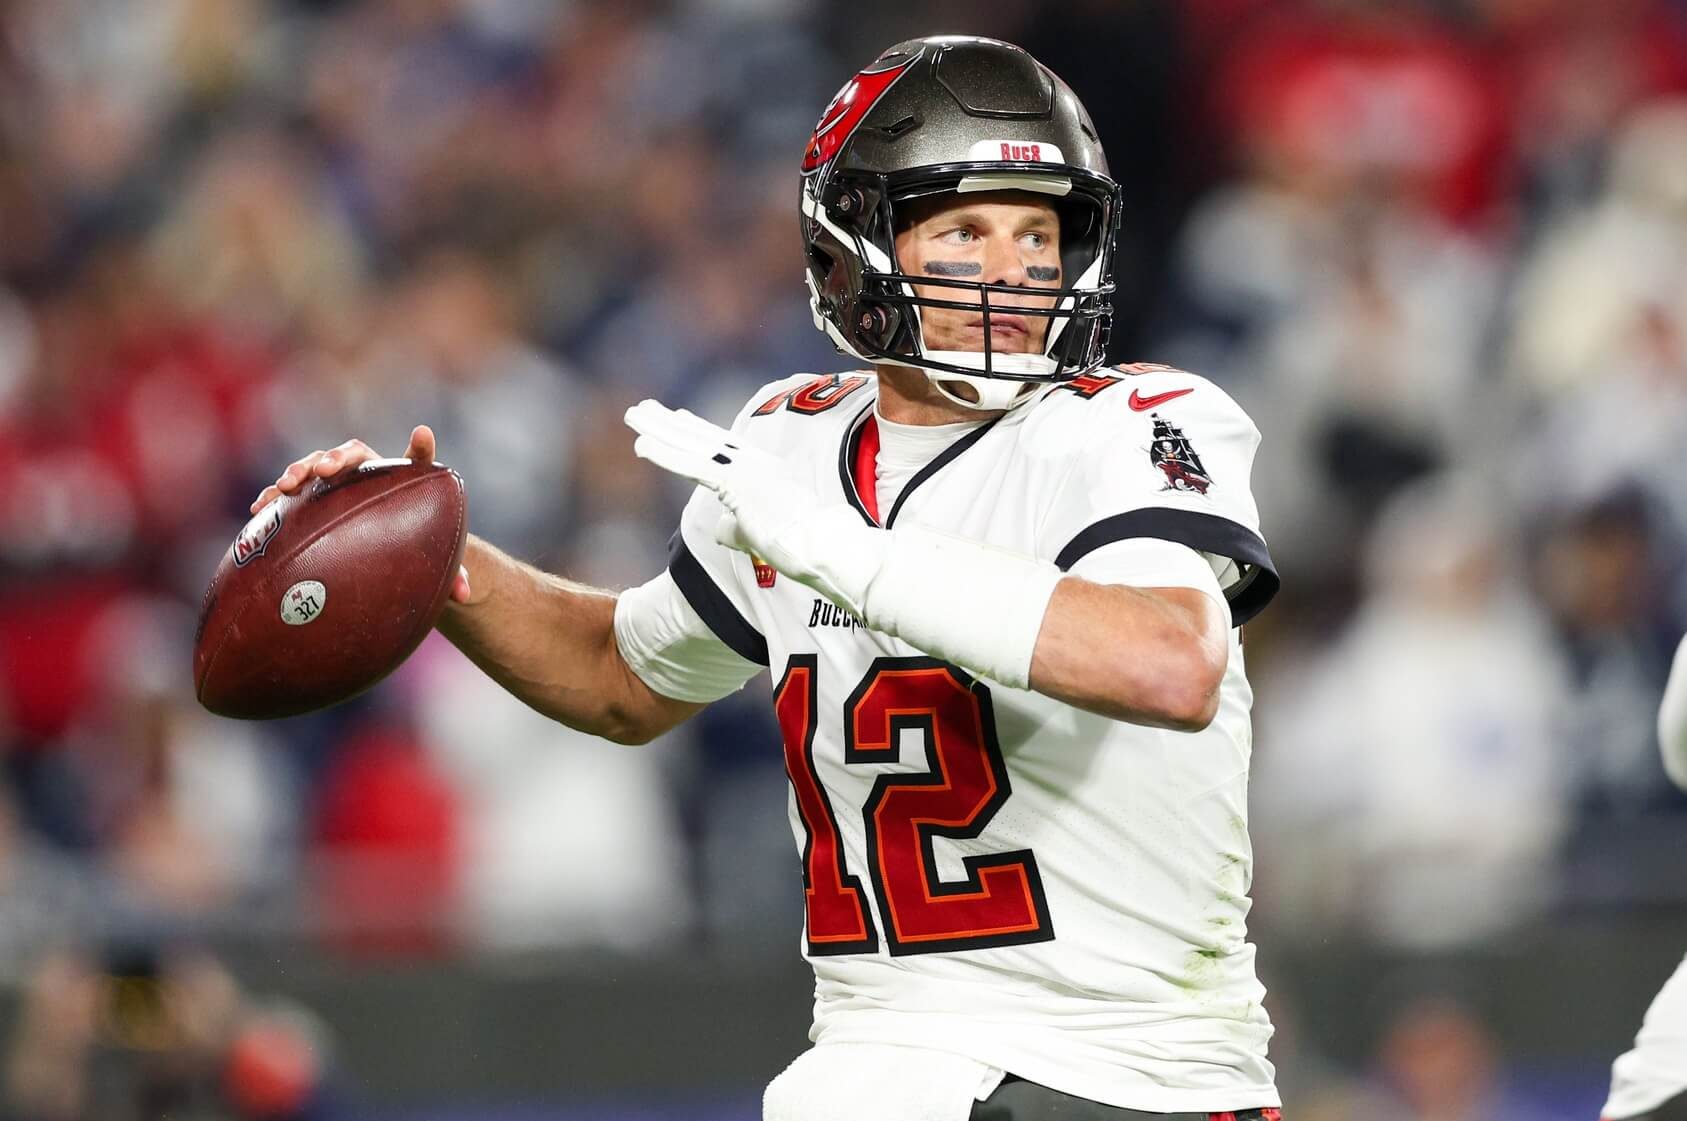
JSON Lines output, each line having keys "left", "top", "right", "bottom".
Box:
{"left": 774, "top": 655, "right": 1054, "bottom": 957}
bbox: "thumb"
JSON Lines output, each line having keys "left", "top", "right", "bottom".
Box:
{"left": 406, "top": 425, "right": 438, "bottom": 464}
{"left": 713, "top": 511, "right": 750, "bottom": 554}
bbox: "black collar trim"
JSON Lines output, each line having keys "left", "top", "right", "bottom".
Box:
{"left": 836, "top": 404, "right": 1003, "bottom": 530}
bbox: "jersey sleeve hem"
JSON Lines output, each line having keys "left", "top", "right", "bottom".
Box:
{"left": 1054, "top": 508, "right": 1280, "bottom": 626}
{"left": 667, "top": 535, "right": 770, "bottom": 665}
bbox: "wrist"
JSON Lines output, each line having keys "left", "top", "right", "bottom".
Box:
{"left": 859, "top": 526, "right": 1062, "bottom": 689}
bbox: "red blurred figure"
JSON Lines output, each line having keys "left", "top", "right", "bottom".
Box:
{"left": 310, "top": 724, "right": 461, "bottom": 958}
{"left": 1211, "top": 3, "right": 1508, "bottom": 224}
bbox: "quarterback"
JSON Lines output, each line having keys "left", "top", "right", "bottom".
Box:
{"left": 255, "top": 36, "right": 1283, "bottom": 1121}
{"left": 1602, "top": 633, "right": 1687, "bottom": 1121}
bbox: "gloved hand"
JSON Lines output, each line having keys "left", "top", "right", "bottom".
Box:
{"left": 625, "top": 400, "right": 888, "bottom": 615}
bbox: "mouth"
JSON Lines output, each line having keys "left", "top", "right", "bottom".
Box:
{"left": 970, "top": 314, "right": 1030, "bottom": 340}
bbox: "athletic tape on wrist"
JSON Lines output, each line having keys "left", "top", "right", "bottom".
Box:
{"left": 861, "top": 525, "right": 1062, "bottom": 690}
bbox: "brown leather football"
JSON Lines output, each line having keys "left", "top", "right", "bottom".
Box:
{"left": 194, "top": 459, "right": 467, "bottom": 720}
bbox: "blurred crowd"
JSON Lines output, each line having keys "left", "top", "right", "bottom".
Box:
{"left": 1, "top": 0, "right": 1686, "bottom": 1116}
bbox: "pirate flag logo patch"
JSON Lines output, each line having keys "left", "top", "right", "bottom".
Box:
{"left": 1149, "top": 415, "right": 1213, "bottom": 494}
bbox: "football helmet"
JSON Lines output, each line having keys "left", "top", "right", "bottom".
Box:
{"left": 801, "top": 36, "right": 1123, "bottom": 411}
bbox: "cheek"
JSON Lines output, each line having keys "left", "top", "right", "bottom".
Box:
{"left": 907, "top": 275, "right": 970, "bottom": 317}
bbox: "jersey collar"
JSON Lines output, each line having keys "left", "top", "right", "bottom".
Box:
{"left": 837, "top": 402, "right": 1003, "bottom": 529}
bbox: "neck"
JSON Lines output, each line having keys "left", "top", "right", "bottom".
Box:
{"left": 874, "top": 364, "right": 1003, "bottom": 426}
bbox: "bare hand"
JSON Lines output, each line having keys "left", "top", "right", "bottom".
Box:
{"left": 248, "top": 425, "right": 471, "bottom": 603}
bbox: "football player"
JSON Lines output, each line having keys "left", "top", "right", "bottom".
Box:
{"left": 1602, "top": 633, "right": 1687, "bottom": 1121}
{"left": 255, "top": 36, "right": 1283, "bottom": 1121}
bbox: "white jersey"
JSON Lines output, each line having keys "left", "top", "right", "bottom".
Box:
{"left": 1606, "top": 954, "right": 1687, "bottom": 1119}
{"left": 616, "top": 364, "right": 1281, "bottom": 1112}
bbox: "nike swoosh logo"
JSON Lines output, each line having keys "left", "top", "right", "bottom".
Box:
{"left": 1128, "top": 387, "right": 1194, "bottom": 411}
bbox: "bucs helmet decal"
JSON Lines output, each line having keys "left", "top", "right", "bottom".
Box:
{"left": 803, "top": 55, "right": 919, "bottom": 175}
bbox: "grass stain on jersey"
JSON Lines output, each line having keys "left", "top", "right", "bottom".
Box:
{"left": 1174, "top": 945, "right": 1228, "bottom": 997}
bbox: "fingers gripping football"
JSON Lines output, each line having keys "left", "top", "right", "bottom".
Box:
{"left": 250, "top": 426, "right": 441, "bottom": 514}
{"left": 249, "top": 425, "right": 469, "bottom": 602}
{"left": 624, "top": 400, "right": 885, "bottom": 613}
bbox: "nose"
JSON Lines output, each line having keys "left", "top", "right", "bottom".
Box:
{"left": 980, "top": 232, "right": 1026, "bottom": 288}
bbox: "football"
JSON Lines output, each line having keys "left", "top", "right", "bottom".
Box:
{"left": 193, "top": 459, "right": 467, "bottom": 720}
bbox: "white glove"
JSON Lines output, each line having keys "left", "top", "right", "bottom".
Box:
{"left": 625, "top": 399, "right": 1064, "bottom": 690}
{"left": 625, "top": 400, "right": 887, "bottom": 615}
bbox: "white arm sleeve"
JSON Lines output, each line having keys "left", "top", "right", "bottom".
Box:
{"left": 1660, "top": 634, "right": 1687, "bottom": 791}
{"left": 613, "top": 570, "right": 761, "bottom": 704}
{"left": 1067, "top": 536, "right": 1229, "bottom": 607}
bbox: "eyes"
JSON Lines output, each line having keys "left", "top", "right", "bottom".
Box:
{"left": 936, "top": 227, "right": 1053, "bottom": 252}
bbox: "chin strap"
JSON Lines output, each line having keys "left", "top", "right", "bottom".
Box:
{"left": 927, "top": 374, "right": 1040, "bottom": 412}
{"left": 915, "top": 350, "right": 1059, "bottom": 412}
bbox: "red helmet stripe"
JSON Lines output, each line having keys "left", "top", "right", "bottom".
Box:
{"left": 802, "top": 58, "right": 916, "bottom": 174}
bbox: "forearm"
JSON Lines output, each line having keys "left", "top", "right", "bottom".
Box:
{"left": 843, "top": 525, "right": 1225, "bottom": 729}
{"left": 1028, "top": 577, "right": 1227, "bottom": 730}
{"left": 436, "top": 535, "right": 695, "bottom": 743}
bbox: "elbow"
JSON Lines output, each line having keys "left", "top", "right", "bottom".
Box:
{"left": 532, "top": 691, "right": 663, "bottom": 745}
{"left": 1137, "top": 640, "right": 1225, "bottom": 733}
{"left": 596, "top": 706, "right": 663, "bottom": 746}
{"left": 1159, "top": 682, "right": 1221, "bottom": 733}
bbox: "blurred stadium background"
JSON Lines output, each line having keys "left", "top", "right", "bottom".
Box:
{"left": 1, "top": 0, "right": 1685, "bottom": 1117}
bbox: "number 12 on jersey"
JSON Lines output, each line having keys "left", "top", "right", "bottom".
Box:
{"left": 775, "top": 655, "right": 1055, "bottom": 956}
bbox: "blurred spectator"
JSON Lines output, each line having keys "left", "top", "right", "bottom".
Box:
{"left": 1155, "top": 1, "right": 1505, "bottom": 579}
{"left": 1487, "top": 0, "right": 1687, "bottom": 230}
{"left": 1253, "top": 474, "right": 1571, "bottom": 949}
{"left": 2, "top": 943, "right": 339, "bottom": 1121}
{"left": 151, "top": 127, "right": 370, "bottom": 352}
{"left": 263, "top": 246, "right": 588, "bottom": 560}
{"left": 1369, "top": 996, "right": 1571, "bottom": 1121}
{"left": 1210, "top": 2, "right": 1508, "bottom": 225}
{"left": 1507, "top": 99, "right": 1687, "bottom": 392}
{"left": 13, "top": 596, "right": 294, "bottom": 921}
{"left": 1506, "top": 101, "right": 1687, "bottom": 550}
{"left": 406, "top": 635, "right": 695, "bottom": 954}
{"left": 576, "top": 159, "right": 839, "bottom": 415}
{"left": 309, "top": 718, "right": 460, "bottom": 958}
{"left": 1532, "top": 487, "right": 1685, "bottom": 816}
{"left": 1247, "top": 984, "right": 1396, "bottom": 1121}
{"left": 0, "top": 790, "right": 94, "bottom": 984}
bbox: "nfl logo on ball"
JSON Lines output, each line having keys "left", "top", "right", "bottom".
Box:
{"left": 233, "top": 503, "right": 284, "bottom": 567}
